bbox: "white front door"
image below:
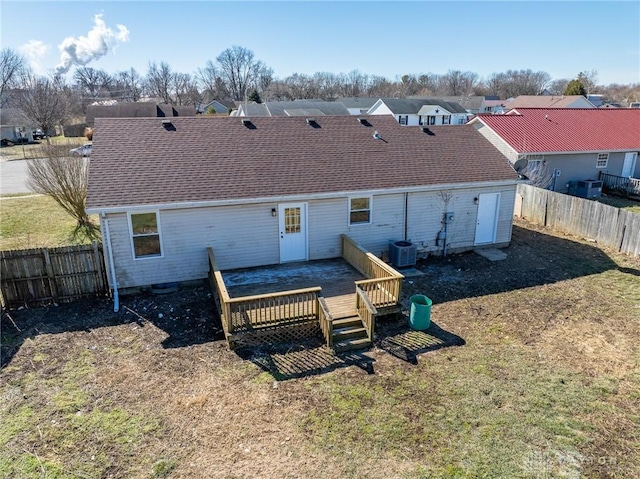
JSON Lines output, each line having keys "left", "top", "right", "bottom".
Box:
{"left": 278, "top": 203, "right": 308, "bottom": 263}
{"left": 474, "top": 193, "right": 500, "bottom": 245}
{"left": 621, "top": 152, "right": 638, "bottom": 178}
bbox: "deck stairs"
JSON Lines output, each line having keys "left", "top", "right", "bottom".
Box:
{"left": 330, "top": 311, "right": 370, "bottom": 353}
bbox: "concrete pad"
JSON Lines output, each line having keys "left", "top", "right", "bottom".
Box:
{"left": 474, "top": 248, "right": 508, "bottom": 261}
{"left": 396, "top": 267, "right": 425, "bottom": 278}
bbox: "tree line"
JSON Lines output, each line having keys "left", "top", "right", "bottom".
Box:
{"left": 2, "top": 45, "right": 639, "bottom": 133}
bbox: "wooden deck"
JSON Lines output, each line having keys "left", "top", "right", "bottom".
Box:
{"left": 223, "top": 258, "right": 363, "bottom": 319}
{"left": 208, "top": 235, "right": 404, "bottom": 351}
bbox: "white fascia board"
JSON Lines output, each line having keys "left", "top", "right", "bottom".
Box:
{"left": 86, "top": 179, "right": 522, "bottom": 215}
{"left": 521, "top": 148, "right": 640, "bottom": 156}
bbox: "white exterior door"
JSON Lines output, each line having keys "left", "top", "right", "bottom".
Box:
{"left": 278, "top": 203, "right": 308, "bottom": 263}
{"left": 474, "top": 193, "right": 500, "bottom": 245}
{"left": 621, "top": 152, "right": 637, "bottom": 178}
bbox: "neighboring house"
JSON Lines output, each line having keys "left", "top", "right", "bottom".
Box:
{"left": 599, "top": 102, "right": 624, "bottom": 109}
{"left": 0, "top": 108, "right": 35, "bottom": 143}
{"left": 233, "top": 100, "right": 351, "bottom": 117}
{"left": 336, "top": 97, "right": 380, "bottom": 115}
{"left": 469, "top": 108, "right": 640, "bottom": 193}
{"left": 503, "top": 95, "right": 595, "bottom": 110}
{"left": 587, "top": 94, "right": 605, "bottom": 107}
{"left": 367, "top": 98, "right": 469, "bottom": 126}
{"left": 86, "top": 115, "right": 520, "bottom": 293}
{"left": 483, "top": 100, "right": 507, "bottom": 114}
{"left": 198, "top": 99, "right": 236, "bottom": 114}
{"left": 85, "top": 102, "right": 196, "bottom": 127}
{"left": 438, "top": 96, "right": 487, "bottom": 115}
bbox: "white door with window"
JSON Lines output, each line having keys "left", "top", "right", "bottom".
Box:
{"left": 474, "top": 193, "right": 500, "bottom": 245}
{"left": 278, "top": 203, "right": 308, "bottom": 263}
{"left": 621, "top": 152, "right": 638, "bottom": 178}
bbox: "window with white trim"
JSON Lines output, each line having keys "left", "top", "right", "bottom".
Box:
{"left": 349, "top": 197, "right": 371, "bottom": 225}
{"left": 426, "top": 115, "right": 436, "bottom": 125}
{"left": 596, "top": 153, "right": 609, "bottom": 168}
{"left": 442, "top": 115, "right": 451, "bottom": 125}
{"left": 130, "top": 212, "right": 162, "bottom": 258}
{"left": 399, "top": 115, "right": 407, "bottom": 125}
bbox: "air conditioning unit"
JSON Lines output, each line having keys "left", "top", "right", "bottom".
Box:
{"left": 574, "top": 180, "right": 602, "bottom": 199}
{"left": 388, "top": 240, "right": 417, "bottom": 268}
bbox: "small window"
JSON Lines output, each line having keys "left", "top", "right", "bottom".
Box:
{"left": 130, "top": 212, "right": 162, "bottom": 258}
{"left": 596, "top": 153, "right": 609, "bottom": 168}
{"left": 427, "top": 115, "right": 436, "bottom": 125}
{"left": 458, "top": 117, "right": 466, "bottom": 124}
{"left": 399, "top": 116, "right": 407, "bottom": 125}
{"left": 442, "top": 115, "right": 451, "bottom": 125}
{"left": 349, "top": 197, "right": 371, "bottom": 225}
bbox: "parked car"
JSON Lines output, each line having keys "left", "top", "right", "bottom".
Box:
{"left": 70, "top": 144, "right": 92, "bottom": 157}
{"left": 32, "top": 129, "right": 45, "bottom": 140}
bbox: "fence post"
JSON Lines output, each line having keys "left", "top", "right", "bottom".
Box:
{"left": 42, "top": 248, "right": 59, "bottom": 303}
{"left": 92, "top": 240, "right": 106, "bottom": 293}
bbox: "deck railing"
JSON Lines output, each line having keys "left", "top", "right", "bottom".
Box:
{"left": 208, "top": 247, "right": 321, "bottom": 336}
{"left": 600, "top": 172, "right": 640, "bottom": 197}
{"left": 318, "top": 296, "right": 333, "bottom": 348}
{"left": 341, "top": 234, "right": 404, "bottom": 309}
{"left": 356, "top": 286, "right": 378, "bottom": 342}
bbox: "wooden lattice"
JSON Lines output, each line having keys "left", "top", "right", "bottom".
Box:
{"left": 227, "top": 320, "right": 321, "bottom": 350}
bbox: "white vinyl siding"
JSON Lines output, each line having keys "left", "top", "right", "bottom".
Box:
{"left": 104, "top": 186, "right": 517, "bottom": 289}
{"left": 129, "top": 212, "right": 162, "bottom": 259}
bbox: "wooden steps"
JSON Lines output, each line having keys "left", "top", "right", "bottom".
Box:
{"left": 332, "top": 315, "right": 371, "bottom": 353}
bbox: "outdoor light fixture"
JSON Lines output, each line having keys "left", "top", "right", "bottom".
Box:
{"left": 473, "top": 197, "right": 479, "bottom": 204}
{"left": 271, "top": 208, "right": 277, "bottom": 217}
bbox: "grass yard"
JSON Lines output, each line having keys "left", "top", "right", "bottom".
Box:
{"left": 1, "top": 219, "right": 639, "bottom": 478}
{"left": 0, "top": 195, "right": 99, "bottom": 250}
{"left": 597, "top": 194, "right": 640, "bottom": 214}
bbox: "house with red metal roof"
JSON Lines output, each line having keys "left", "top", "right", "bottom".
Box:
{"left": 469, "top": 108, "right": 640, "bottom": 193}
{"left": 86, "top": 115, "right": 520, "bottom": 299}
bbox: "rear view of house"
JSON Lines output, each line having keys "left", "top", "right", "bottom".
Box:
{"left": 87, "top": 115, "right": 519, "bottom": 292}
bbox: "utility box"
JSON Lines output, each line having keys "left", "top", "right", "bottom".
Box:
{"left": 389, "top": 241, "right": 417, "bottom": 268}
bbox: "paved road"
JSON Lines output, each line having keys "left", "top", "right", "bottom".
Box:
{"left": 1, "top": 159, "right": 35, "bottom": 194}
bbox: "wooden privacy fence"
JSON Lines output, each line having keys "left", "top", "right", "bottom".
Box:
{"left": 1, "top": 242, "right": 108, "bottom": 309}
{"left": 516, "top": 184, "right": 640, "bottom": 257}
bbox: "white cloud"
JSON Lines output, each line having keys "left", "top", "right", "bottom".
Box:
{"left": 19, "top": 40, "right": 50, "bottom": 74}
{"left": 55, "top": 13, "right": 130, "bottom": 75}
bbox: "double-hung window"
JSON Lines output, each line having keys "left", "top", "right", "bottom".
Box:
{"left": 130, "top": 212, "right": 162, "bottom": 259}
{"left": 442, "top": 115, "right": 451, "bottom": 125}
{"left": 349, "top": 197, "right": 371, "bottom": 225}
{"left": 596, "top": 153, "right": 609, "bottom": 168}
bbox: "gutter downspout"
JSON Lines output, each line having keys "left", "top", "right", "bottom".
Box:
{"left": 404, "top": 192, "right": 409, "bottom": 241}
{"left": 101, "top": 212, "right": 119, "bottom": 312}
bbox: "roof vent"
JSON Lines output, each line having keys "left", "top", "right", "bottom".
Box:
{"left": 161, "top": 118, "right": 175, "bottom": 131}
{"left": 373, "top": 131, "right": 382, "bottom": 140}
{"left": 306, "top": 118, "right": 320, "bottom": 128}
{"left": 357, "top": 117, "right": 371, "bottom": 126}
{"left": 241, "top": 118, "right": 255, "bottom": 129}
{"left": 422, "top": 127, "right": 435, "bottom": 136}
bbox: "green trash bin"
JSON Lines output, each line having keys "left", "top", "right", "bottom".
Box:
{"left": 409, "top": 294, "right": 432, "bottom": 330}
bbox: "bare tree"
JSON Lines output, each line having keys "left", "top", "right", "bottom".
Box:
{"left": 173, "top": 72, "right": 201, "bottom": 106}
{"left": 16, "top": 74, "right": 68, "bottom": 143}
{"left": 197, "top": 60, "right": 229, "bottom": 100}
{"left": 27, "top": 144, "right": 99, "bottom": 240}
{"left": 113, "top": 68, "right": 143, "bottom": 101}
{"left": 0, "top": 48, "right": 29, "bottom": 106}
{"left": 548, "top": 78, "right": 570, "bottom": 96}
{"left": 216, "top": 45, "right": 269, "bottom": 100}
{"left": 578, "top": 70, "right": 598, "bottom": 95}
{"left": 73, "top": 67, "right": 113, "bottom": 101}
{"left": 440, "top": 70, "right": 478, "bottom": 96}
{"left": 145, "top": 61, "right": 174, "bottom": 103}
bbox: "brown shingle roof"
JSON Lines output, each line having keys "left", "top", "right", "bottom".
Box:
{"left": 86, "top": 115, "right": 518, "bottom": 210}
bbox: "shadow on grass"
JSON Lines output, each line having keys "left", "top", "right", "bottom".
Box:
{"left": 236, "top": 340, "right": 376, "bottom": 381}
{"left": 1, "top": 284, "right": 221, "bottom": 368}
{"left": 414, "top": 224, "right": 639, "bottom": 305}
{"left": 378, "top": 320, "right": 465, "bottom": 365}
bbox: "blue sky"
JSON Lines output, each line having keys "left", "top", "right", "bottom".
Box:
{"left": 2, "top": 1, "right": 639, "bottom": 85}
